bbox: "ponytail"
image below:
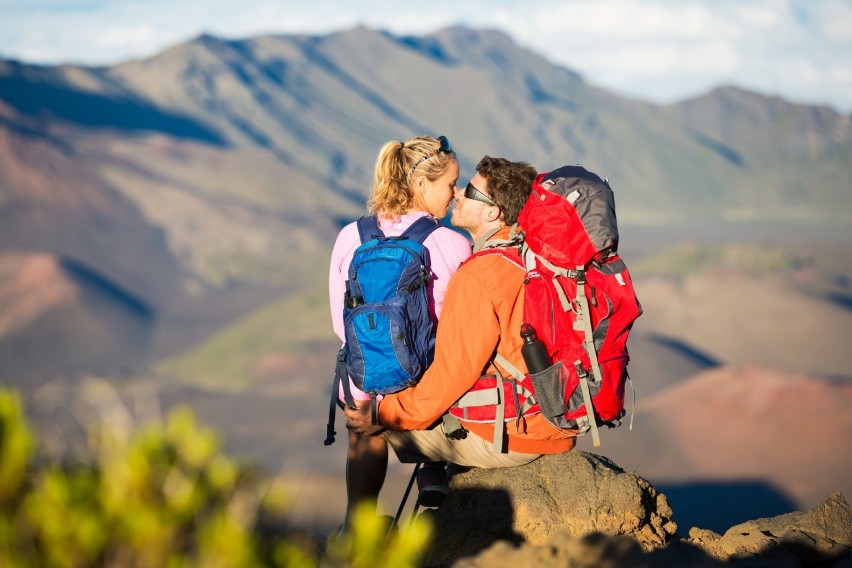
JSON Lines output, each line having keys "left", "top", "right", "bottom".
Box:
{"left": 368, "top": 141, "right": 413, "bottom": 216}
{"left": 367, "top": 136, "right": 457, "bottom": 217}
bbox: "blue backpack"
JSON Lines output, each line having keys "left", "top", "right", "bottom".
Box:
{"left": 324, "top": 215, "right": 439, "bottom": 445}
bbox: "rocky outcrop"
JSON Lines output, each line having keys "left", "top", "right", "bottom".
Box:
{"left": 687, "top": 491, "right": 852, "bottom": 566}
{"left": 422, "top": 452, "right": 851, "bottom": 568}
{"left": 425, "top": 451, "right": 676, "bottom": 566}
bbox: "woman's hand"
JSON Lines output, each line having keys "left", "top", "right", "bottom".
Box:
{"left": 344, "top": 402, "right": 385, "bottom": 436}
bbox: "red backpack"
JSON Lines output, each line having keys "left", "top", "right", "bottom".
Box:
{"left": 448, "top": 165, "right": 642, "bottom": 448}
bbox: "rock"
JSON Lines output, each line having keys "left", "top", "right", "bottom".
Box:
{"left": 418, "top": 451, "right": 851, "bottom": 568}
{"left": 453, "top": 533, "right": 725, "bottom": 568}
{"left": 687, "top": 491, "right": 852, "bottom": 566}
{"left": 424, "top": 451, "right": 677, "bottom": 566}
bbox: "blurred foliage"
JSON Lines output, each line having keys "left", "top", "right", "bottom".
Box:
{"left": 323, "top": 501, "right": 433, "bottom": 568}
{"left": 0, "top": 387, "right": 431, "bottom": 567}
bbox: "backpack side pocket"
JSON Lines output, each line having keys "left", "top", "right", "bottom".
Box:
{"left": 528, "top": 361, "right": 569, "bottom": 428}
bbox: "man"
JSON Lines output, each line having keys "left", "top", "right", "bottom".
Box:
{"left": 344, "top": 156, "right": 577, "bottom": 509}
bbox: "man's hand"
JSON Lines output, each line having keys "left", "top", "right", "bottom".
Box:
{"left": 344, "top": 402, "right": 385, "bottom": 436}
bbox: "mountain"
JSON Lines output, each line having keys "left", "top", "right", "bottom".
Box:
{"left": 81, "top": 242, "right": 846, "bottom": 535}
{"left": 630, "top": 242, "right": 852, "bottom": 379}
{"left": 4, "top": 25, "right": 850, "bottom": 539}
{"left": 1, "top": 25, "right": 850, "bottom": 380}
{"left": 0, "top": 251, "right": 153, "bottom": 387}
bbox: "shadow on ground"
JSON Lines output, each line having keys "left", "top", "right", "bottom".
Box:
{"left": 658, "top": 480, "right": 798, "bottom": 534}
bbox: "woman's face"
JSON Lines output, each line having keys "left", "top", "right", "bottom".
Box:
{"left": 418, "top": 158, "right": 460, "bottom": 218}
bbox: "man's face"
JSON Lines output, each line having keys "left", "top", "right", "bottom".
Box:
{"left": 450, "top": 172, "right": 495, "bottom": 233}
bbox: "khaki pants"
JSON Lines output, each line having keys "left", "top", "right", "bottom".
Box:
{"left": 383, "top": 422, "right": 540, "bottom": 468}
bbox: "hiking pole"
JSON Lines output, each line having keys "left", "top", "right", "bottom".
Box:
{"left": 388, "top": 462, "right": 421, "bottom": 538}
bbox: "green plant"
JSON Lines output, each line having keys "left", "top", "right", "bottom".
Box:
{"left": 0, "top": 387, "right": 432, "bottom": 567}
{"left": 0, "top": 390, "right": 32, "bottom": 503}
{"left": 322, "top": 501, "right": 432, "bottom": 568}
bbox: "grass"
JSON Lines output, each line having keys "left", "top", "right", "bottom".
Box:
{"left": 156, "top": 284, "right": 335, "bottom": 390}
{"left": 630, "top": 242, "right": 803, "bottom": 278}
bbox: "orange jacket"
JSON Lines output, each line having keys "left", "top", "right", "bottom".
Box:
{"left": 377, "top": 227, "right": 576, "bottom": 454}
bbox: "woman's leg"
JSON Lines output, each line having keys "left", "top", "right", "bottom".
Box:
{"left": 344, "top": 430, "right": 388, "bottom": 530}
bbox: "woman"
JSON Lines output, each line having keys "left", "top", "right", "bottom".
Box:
{"left": 328, "top": 135, "right": 471, "bottom": 529}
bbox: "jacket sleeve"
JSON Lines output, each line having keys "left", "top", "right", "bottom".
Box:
{"left": 378, "top": 265, "right": 500, "bottom": 430}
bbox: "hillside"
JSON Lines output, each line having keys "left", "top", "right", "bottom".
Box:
{"left": 0, "top": 251, "right": 153, "bottom": 386}
{"left": 631, "top": 242, "right": 852, "bottom": 378}
{"left": 102, "top": 241, "right": 848, "bottom": 535}
{"left": 1, "top": 28, "right": 850, "bottom": 381}
{"left": 2, "top": 22, "right": 851, "bottom": 554}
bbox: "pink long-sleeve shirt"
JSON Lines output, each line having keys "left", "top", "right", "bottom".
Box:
{"left": 329, "top": 211, "right": 471, "bottom": 401}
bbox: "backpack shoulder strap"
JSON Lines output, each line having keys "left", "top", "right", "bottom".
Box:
{"left": 473, "top": 223, "right": 523, "bottom": 252}
{"left": 356, "top": 215, "right": 383, "bottom": 244}
{"left": 401, "top": 216, "right": 440, "bottom": 244}
{"left": 466, "top": 243, "right": 524, "bottom": 269}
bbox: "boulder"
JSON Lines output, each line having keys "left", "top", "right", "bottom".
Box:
{"left": 420, "top": 450, "right": 851, "bottom": 568}
{"left": 425, "top": 450, "right": 676, "bottom": 566}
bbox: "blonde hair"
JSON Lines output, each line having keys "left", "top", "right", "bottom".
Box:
{"left": 367, "top": 135, "right": 456, "bottom": 217}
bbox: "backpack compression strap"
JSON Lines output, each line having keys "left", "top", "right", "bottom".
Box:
{"left": 571, "top": 266, "right": 603, "bottom": 447}
{"left": 325, "top": 349, "right": 354, "bottom": 445}
{"left": 491, "top": 353, "right": 537, "bottom": 452}
{"left": 521, "top": 244, "right": 603, "bottom": 446}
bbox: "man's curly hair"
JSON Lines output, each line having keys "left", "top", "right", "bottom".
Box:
{"left": 476, "top": 156, "right": 537, "bottom": 225}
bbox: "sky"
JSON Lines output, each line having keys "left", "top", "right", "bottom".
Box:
{"left": 2, "top": 0, "right": 851, "bottom": 113}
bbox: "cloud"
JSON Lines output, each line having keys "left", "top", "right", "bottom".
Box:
{"left": 816, "top": 1, "right": 852, "bottom": 41}
{"left": 96, "top": 26, "right": 157, "bottom": 50}
{"left": 527, "top": 1, "right": 724, "bottom": 40}
{"left": 507, "top": 0, "right": 851, "bottom": 110}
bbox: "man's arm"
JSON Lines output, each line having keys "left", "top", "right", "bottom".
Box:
{"left": 377, "top": 266, "right": 500, "bottom": 430}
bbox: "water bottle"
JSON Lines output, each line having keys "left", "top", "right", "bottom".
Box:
{"left": 520, "top": 323, "right": 551, "bottom": 374}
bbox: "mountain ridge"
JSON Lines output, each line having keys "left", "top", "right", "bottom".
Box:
{"left": 2, "top": 28, "right": 849, "bottom": 543}
{"left": 1, "top": 24, "right": 850, "bottom": 379}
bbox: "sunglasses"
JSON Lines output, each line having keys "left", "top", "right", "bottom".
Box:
{"left": 464, "top": 181, "right": 496, "bottom": 206}
{"left": 409, "top": 135, "right": 453, "bottom": 175}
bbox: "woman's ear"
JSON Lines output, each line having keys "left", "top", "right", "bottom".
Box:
{"left": 417, "top": 176, "right": 428, "bottom": 193}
